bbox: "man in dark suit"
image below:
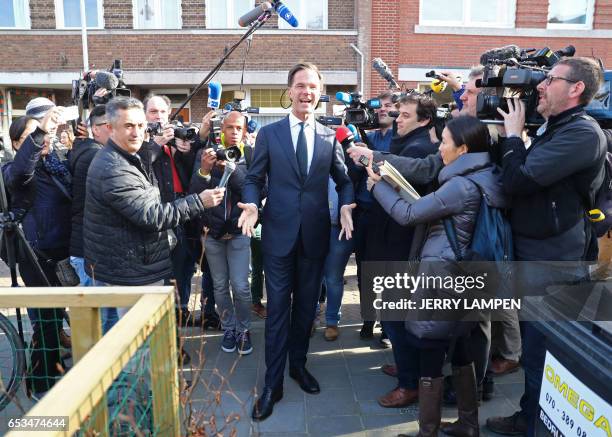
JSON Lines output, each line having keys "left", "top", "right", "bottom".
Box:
{"left": 239, "top": 63, "right": 355, "bottom": 421}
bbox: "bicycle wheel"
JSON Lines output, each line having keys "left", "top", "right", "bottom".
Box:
{"left": 0, "top": 312, "right": 26, "bottom": 411}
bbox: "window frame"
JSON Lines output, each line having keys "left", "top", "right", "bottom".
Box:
{"left": 277, "top": 0, "right": 329, "bottom": 30}
{"left": 205, "top": 0, "right": 255, "bottom": 29}
{"left": 132, "top": 0, "right": 182, "bottom": 30}
{"left": 418, "top": 0, "right": 516, "bottom": 29}
{"left": 55, "top": 0, "right": 104, "bottom": 29}
{"left": 0, "top": 0, "right": 32, "bottom": 29}
{"left": 546, "top": 0, "right": 594, "bottom": 30}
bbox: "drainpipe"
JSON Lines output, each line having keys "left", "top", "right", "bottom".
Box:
{"left": 350, "top": 43, "right": 364, "bottom": 95}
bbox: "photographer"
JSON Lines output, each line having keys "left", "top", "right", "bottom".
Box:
{"left": 353, "top": 91, "right": 396, "bottom": 341}
{"left": 189, "top": 111, "right": 256, "bottom": 355}
{"left": 487, "top": 57, "right": 606, "bottom": 436}
{"left": 4, "top": 106, "right": 72, "bottom": 397}
{"left": 142, "top": 95, "right": 199, "bottom": 324}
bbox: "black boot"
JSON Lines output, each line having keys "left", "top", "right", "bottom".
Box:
{"left": 440, "top": 364, "right": 479, "bottom": 437}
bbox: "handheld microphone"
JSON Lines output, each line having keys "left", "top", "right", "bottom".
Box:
{"left": 372, "top": 58, "right": 400, "bottom": 89}
{"left": 94, "top": 70, "right": 119, "bottom": 90}
{"left": 247, "top": 119, "right": 259, "bottom": 134}
{"left": 218, "top": 161, "right": 237, "bottom": 189}
{"left": 479, "top": 45, "right": 522, "bottom": 65}
{"left": 273, "top": 1, "right": 299, "bottom": 27}
{"left": 335, "top": 126, "right": 356, "bottom": 151}
{"left": 336, "top": 92, "right": 352, "bottom": 105}
{"left": 347, "top": 124, "right": 361, "bottom": 142}
{"left": 238, "top": 2, "right": 272, "bottom": 27}
{"left": 208, "top": 82, "right": 222, "bottom": 109}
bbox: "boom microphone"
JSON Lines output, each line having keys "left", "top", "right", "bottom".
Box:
{"left": 94, "top": 70, "right": 119, "bottom": 91}
{"left": 238, "top": 2, "right": 272, "bottom": 27}
{"left": 555, "top": 45, "right": 576, "bottom": 58}
{"left": 273, "top": 1, "right": 299, "bottom": 27}
{"left": 208, "top": 82, "right": 222, "bottom": 109}
{"left": 372, "top": 58, "right": 400, "bottom": 89}
{"left": 479, "top": 45, "right": 522, "bottom": 65}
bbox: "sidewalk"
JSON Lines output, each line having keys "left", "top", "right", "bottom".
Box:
{"left": 180, "top": 257, "right": 524, "bottom": 436}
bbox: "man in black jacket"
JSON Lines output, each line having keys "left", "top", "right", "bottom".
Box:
{"left": 190, "top": 111, "right": 255, "bottom": 355}
{"left": 487, "top": 57, "right": 606, "bottom": 437}
{"left": 84, "top": 97, "right": 224, "bottom": 290}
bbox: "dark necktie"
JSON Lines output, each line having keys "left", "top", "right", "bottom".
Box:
{"left": 296, "top": 122, "right": 308, "bottom": 180}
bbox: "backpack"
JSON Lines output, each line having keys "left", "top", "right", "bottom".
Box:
{"left": 443, "top": 184, "right": 513, "bottom": 262}
{"left": 589, "top": 134, "right": 612, "bottom": 238}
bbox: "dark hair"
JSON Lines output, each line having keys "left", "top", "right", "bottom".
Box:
{"left": 377, "top": 91, "right": 394, "bottom": 101}
{"left": 88, "top": 104, "right": 107, "bottom": 127}
{"left": 397, "top": 94, "right": 437, "bottom": 126}
{"left": 143, "top": 94, "right": 171, "bottom": 112}
{"left": 9, "top": 116, "right": 35, "bottom": 143}
{"left": 556, "top": 57, "right": 604, "bottom": 105}
{"left": 287, "top": 62, "right": 322, "bottom": 87}
{"left": 445, "top": 116, "right": 490, "bottom": 153}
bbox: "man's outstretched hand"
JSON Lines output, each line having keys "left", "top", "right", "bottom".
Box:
{"left": 237, "top": 202, "right": 258, "bottom": 237}
{"left": 339, "top": 203, "right": 357, "bottom": 240}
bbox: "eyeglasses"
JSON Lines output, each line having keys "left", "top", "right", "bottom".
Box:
{"left": 544, "top": 75, "right": 579, "bottom": 86}
{"left": 95, "top": 122, "right": 108, "bottom": 126}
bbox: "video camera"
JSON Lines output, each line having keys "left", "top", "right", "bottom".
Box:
{"left": 71, "top": 59, "right": 131, "bottom": 109}
{"left": 335, "top": 91, "right": 382, "bottom": 130}
{"left": 475, "top": 44, "right": 576, "bottom": 125}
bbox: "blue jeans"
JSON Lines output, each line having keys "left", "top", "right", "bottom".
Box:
{"left": 381, "top": 321, "right": 419, "bottom": 389}
{"left": 204, "top": 234, "right": 252, "bottom": 333}
{"left": 70, "top": 256, "right": 118, "bottom": 334}
{"left": 519, "top": 321, "right": 547, "bottom": 437}
{"left": 322, "top": 225, "right": 354, "bottom": 326}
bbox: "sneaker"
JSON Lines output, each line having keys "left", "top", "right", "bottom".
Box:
{"left": 236, "top": 331, "right": 253, "bottom": 355}
{"left": 221, "top": 330, "right": 237, "bottom": 353}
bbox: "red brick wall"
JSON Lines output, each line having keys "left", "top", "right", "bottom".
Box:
{"left": 2, "top": 33, "right": 358, "bottom": 71}
{"left": 329, "top": 0, "right": 355, "bottom": 29}
{"left": 369, "top": 0, "right": 612, "bottom": 95}
{"left": 182, "top": 0, "right": 205, "bottom": 29}
{"left": 104, "top": 0, "right": 133, "bottom": 29}
{"left": 30, "top": 0, "right": 56, "bottom": 29}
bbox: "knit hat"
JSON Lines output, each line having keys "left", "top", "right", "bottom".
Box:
{"left": 25, "top": 97, "right": 56, "bottom": 120}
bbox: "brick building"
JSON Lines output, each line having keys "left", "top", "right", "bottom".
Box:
{"left": 1, "top": 0, "right": 611, "bottom": 145}
{"left": 366, "top": 0, "right": 612, "bottom": 100}
{"left": 0, "top": 0, "right": 365, "bottom": 143}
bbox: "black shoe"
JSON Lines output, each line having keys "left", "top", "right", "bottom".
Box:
{"left": 289, "top": 367, "right": 320, "bottom": 394}
{"left": 379, "top": 331, "right": 391, "bottom": 348}
{"left": 252, "top": 386, "right": 283, "bottom": 421}
{"left": 360, "top": 321, "right": 374, "bottom": 339}
{"left": 201, "top": 313, "right": 222, "bottom": 331}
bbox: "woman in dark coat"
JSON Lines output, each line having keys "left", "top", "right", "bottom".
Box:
{"left": 368, "top": 116, "right": 510, "bottom": 437}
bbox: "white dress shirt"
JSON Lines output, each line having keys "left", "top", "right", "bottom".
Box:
{"left": 289, "top": 112, "right": 315, "bottom": 173}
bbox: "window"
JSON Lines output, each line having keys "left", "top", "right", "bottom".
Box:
{"left": 206, "top": 0, "right": 253, "bottom": 29}
{"left": 0, "top": 0, "right": 31, "bottom": 28}
{"left": 419, "top": 0, "right": 515, "bottom": 28}
{"left": 55, "top": 0, "right": 103, "bottom": 28}
{"left": 547, "top": 0, "right": 594, "bottom": 29}
{"left": 133, "top": 0, "right": 181, "bottom": 29}
{"left": 277, "top": 0, "right": 327, "bottom": 30}
{"left": 250, "top": 89, "right": 290, "bottom": 108}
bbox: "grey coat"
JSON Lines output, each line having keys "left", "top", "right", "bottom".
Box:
{"left": 373, "top": 152, "right": 509, "bottom": 261}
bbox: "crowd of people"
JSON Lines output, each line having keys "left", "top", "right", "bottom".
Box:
{"left": 2, "top": 55, "right": 609, "bottom": 437}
